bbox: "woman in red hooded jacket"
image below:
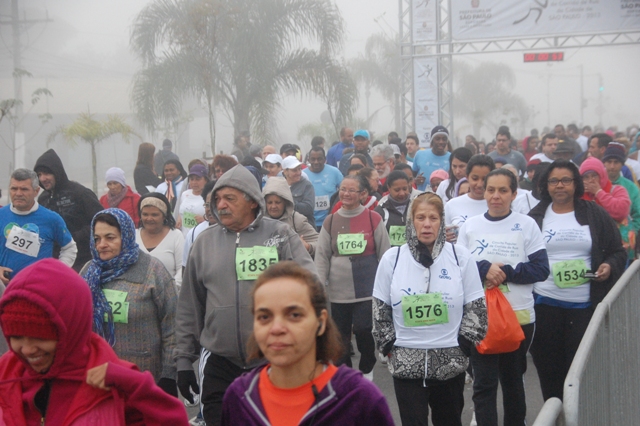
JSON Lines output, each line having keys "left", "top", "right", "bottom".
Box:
{"left": 578, "top": 156, "right": 630, "bottom": 223}
{"left": 0, "top": 258, "right": 189, "bottom": 426}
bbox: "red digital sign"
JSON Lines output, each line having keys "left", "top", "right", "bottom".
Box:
{"left": 524, "top": 52, "right": 564, "bottom": 63}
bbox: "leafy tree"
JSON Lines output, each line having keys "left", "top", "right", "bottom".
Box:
{"left": 350, "top": 33, "right": 401, "bottom": 131}
{"left": 47, "top": 112, "right": 140, "bottom": 193}
{"left": 453, "top": 61, "right": 531, "bottom": 139}
{"left": 130, "top": 0, "right": 357, "bottom": 152}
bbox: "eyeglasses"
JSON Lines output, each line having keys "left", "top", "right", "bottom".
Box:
{"left": 581, "top": 172, "right": 599, "bottom": 181}
{"left": 339, "top": 188, "right": 362, "bottom": 194}
{"left": 547, "top": 177, "right": 574, "bottom": 186}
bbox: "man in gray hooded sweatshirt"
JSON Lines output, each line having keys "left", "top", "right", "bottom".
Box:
{"left": 175, "top": 165, "right": 317, "bottom": 426}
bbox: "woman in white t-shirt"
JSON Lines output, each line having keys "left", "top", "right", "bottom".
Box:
{"left": 373, "top": 192, "right": 487, "bottom": 426}
{"left": 176, "top": 164, "right": 210, "bottom": 237}
{"left": 527, "top": 160, "right": 626, "bottom": 401}
{"left": 457, "top": 169, "right": 549, "bottom": 426}
{"left": 444, "top": 155, "right": 496, "bottom": 243}
{"left": 436, "top": 147, "right": 473, "bottom": 204}
{"left": 135, "top": 193, "right": 184, "bottom": 287}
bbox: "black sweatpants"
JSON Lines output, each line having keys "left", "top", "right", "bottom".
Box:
{"left": 470, "top": 322, "right": 535, "bottom": 426}
{"left": 201, "top": 353, "right": 247, "bottom": 426}
{"left": 529, "top": 303, "right": 594, "bottom": 401}
{"left": 331, "top": 300, "right": 376, "bottom": 373}
{"left": 393, "top": 372, "right": 466, "bottom": 426}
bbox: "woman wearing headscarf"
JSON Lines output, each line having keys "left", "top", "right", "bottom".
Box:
{"left": 262, "top": 177, "right": 318, "bottom": 257}
{"left": 0, "top": 258, "right": 188, "bottom": 425}
{"left": 155, "top": 159, "right": 187, "bottom": 213}
{"left": 81, "top": 208, "right": 179, "bottom": 397}
{"left": 136, "top": 193, "right": 184, "bottom": 287}
{"left": 373, "top": 192, "right": 487, "bottom": 426}
{"left": 100, "top": 167, "right": 141, "bottom": 225}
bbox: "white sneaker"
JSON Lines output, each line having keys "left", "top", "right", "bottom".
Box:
{"left": 469, "top": 411, "right": 477, "bottom": 426}
{"left": 378, "top": 352, "right": 387, "bottom": 364}
{"left": 363, "top": 371, "right": 374, "bottom": 381}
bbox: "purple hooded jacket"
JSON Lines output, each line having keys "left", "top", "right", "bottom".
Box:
{"left": 221, "top": 364, "right": 394, "bottom": 425}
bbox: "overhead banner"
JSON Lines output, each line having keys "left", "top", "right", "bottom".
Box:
{"left": 413, "top": 57, "right": 439, "bottom": 149}
{"left": 413, "top": 0, "right": 437, "bottom": 42}
{"left": 451, "top": 0, "right": 640, "bottom": 40}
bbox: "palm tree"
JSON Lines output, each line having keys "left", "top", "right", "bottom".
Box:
{"left": 47, "top": 112, "right": 140, "bottom": 193}
{"left": 130, "top": 0, "right": 357, "bottom": 152}
{"left": 453, "top": 61, "right": 531, "bottom": 139}
{"left": 350, "top": 33, "right": 402, "bottom": 131}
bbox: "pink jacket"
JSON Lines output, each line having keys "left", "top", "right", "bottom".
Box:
{"left": 0, "top": 259, "right": 188, "bottom": 426}
{"left": 579, "top": 157, "right": 631, "bottom": 222}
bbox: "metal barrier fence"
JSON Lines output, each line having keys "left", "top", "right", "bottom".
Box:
{"left": 533, "top": 259, "right": 640, "bottom": 425}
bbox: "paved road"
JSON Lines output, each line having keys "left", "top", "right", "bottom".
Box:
{"left": 185, "top": 348, "right": 545, "bottom": 425}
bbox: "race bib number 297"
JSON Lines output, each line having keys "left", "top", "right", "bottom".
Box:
{"left": 5, "top": 226, "right": 40, "bottom": 257}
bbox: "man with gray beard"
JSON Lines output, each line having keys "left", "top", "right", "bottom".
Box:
{"left": 175, "top": 165, "right": 316, "bottom": 426}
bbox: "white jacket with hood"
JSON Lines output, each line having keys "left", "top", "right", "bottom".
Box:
{"left": 175, "top": 166, "right": 317, "bottom": 370}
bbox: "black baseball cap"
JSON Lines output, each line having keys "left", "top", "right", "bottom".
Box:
{"left": 280, "top": 143, "right": 297, "bottom": 155}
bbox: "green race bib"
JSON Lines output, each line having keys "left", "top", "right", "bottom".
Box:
{"left": 389, "top": 226, "right": 407, "bottom": 246}
{"left": 401, "top": 293, "right": 449, "bottom": 327}
{"left": 182, "top": 212, "right": 197, "bottom": 229}
{"left": 103, "top": 289, "right": 129, "bottom": 324}
{"left": 236, "top": 246, "right": 278, "bottom": 280}
{"left": 336, "top": 233, "right": 367, "bottom": 255}
{"left": 553, "top": 259, "right": 589, "bottom": 288}
{"left": 498, "top": 284, "right": 510, "bottom": 293}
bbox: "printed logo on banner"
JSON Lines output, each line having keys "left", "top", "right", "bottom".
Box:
{"left": 452, "top": 0, "right": 640, "bottom": 40}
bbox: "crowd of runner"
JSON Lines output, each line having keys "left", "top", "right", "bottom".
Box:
{"left": 0, "top": 122, "right": 637, "bottom": 425}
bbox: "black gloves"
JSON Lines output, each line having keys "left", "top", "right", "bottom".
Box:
{"left": 158, "top": 377, "right": 178, "bottom": 397}
{"left": 458, "top": 335, "right": 473, "bottom": 357}
{"left": 177, "top": 370, "right": 200, "bottom": 404}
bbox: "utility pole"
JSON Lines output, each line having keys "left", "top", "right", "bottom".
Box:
{"left": 598, "top": 73, "right": 604, "bottom": 127}
{"left": 580, "top": 65, "right": 585, "bottom": 126}
{"left": 0, "top": 0, "right": 52, "bottom": 171}
{"left": 11, "top": 0, "right": 24, "bottom": 172}
{"left": 546, "top": 74, "right": 551, "bottom": 126}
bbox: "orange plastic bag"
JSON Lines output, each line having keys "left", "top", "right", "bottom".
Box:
{"left": 476, "top": 287, "right": 525, "bottom": 354}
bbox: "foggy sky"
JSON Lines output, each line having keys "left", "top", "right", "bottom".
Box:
{"left": 1, "top": 0, "right": 639, "bottom": 157}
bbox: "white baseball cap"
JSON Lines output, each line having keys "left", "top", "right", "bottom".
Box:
{"left": 281, "top": 156, "right": 302, "bottom": 170}
{"left": 264, "top": 154, "right": 283, "bottom": 165}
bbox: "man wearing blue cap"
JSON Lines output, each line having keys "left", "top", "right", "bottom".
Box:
{"left": 412, "top": 125, "right": 451, "bottom": 191}
{"left": 339, "top": 129, "right": 374, "bottom": 176}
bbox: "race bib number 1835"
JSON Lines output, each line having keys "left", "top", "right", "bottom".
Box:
{"left": 236, "top": 246, "right": 279, "bottom": 280}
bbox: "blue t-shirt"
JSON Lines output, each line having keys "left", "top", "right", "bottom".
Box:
{"left": 0, "top": 205, "right": 73, "bottom": 276}
{"left": 412, "top": 149, "right": 451, "bottom": 191}
{"left": 303, "top": 165, "right": 343, "bottom": 226}
{"left": 326, "top": 142, "right": 353, "bottom": 167}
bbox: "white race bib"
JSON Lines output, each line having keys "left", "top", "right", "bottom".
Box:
{"left": 315, "top": 195, "right": 330, "bottom": 211}
{"left": 5, "top": 226, "right": 40, "bottom": 257}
